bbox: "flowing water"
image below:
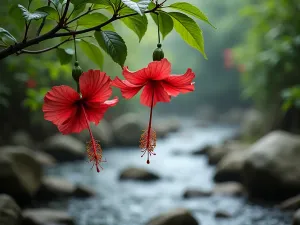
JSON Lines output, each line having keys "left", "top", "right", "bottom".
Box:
{"left": 45, "top": 123, "right": 293, "bottom": 225}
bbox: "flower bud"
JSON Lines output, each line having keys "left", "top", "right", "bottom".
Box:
{"left": 72, "top": 61, "right": 83, "bottom": 82}
{"left": 152, "top": 44, "right": 164, "bottom": 61}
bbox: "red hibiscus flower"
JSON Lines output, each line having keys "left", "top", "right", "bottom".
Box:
{"left": 42, "top": 70, "right": 118, "bottom": 172}
{"left": 112, "top": 58, "right": 195, "bottom": 164}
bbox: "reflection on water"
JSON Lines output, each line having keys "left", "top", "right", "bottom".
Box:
{"left": 45, "top": 124, "right": 292, "bottom": 225}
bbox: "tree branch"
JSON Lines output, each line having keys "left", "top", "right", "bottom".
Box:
{"left": 0, "top": 3, "right": 159, "bottom": 61}
{"left": 18, "top": 39, "right": 71, "bottom": 55}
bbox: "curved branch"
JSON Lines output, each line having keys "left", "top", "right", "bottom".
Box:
{"left": 0, "top": 3, "right": 160, "bottom": 60}
{"left": 19, "top": 39, "right": 71, "bottom": 55}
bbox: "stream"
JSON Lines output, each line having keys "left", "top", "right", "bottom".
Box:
{"left": 45, "top": 123, "right": 293, "bottom": 225}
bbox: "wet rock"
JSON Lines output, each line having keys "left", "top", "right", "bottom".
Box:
{"left": 0, "top": 194, "right": 22, "bottom": 225}
{"left": 0, "top": 146, "right": 42, "bottom": 205}
{"left": 207, "top": 146, "right": 228, "bottom": 165}
{"left": 34, "top": 151, "right": 56, "bottom": 167}
{"left": 208, "top": 141, "right": 250, "bottom": 166}
{"left": 112, "top": 113, "right": 144, "bottom": 146}
{"left": 146, "top": 208, "right": 198, "bottom": 225}
{"left": 191, "top": 145, "right": 212, "bottom": 155}
{"left": 153, "top": 117, "right": 181, "bottom": 139}
{"left": 43, "top": 134, "right": 85, "bottom": 162}
{"left": 279, "top": 195, "right": 300, "bottom": 210}
{"left": 73, "top": 120, "right": 114, "bottom": 147}
{"left": 119, "top": 167, "right": 160, "bottom": 181}
{"left": 294, "top": 209, "right": 300, "bottom": 225}
{"left": 10, "top": 131, "right": 33, "bottom": 149}
{"left": 183, "top": 189, "right": 212, "bottom": 198}
{"left": 243, "top": 131, "right": 300, "bottom": 200}
{"left": 36, "top": 177, "right": 75, "bottom": 201}
{"left": 240, "top": 109, "right": 265, "bottom": 138}
{"left": 214, "top": 210, "right": 232, "bottom": 219}
{"left": 214, "top": 147, "right": 249, "bottom": 183}
{"left": 22, "top": 209, "right": 74, "bottom": 225}
{"left": 213, "top": 182, "right": 245, "bottom": 197}
{"left": 36, "top": 177, "right": 95, "bottom": 200}
{"left": 73, "top": 185, "right": 96, "bottom": 198}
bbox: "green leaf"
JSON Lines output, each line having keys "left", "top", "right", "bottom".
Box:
{"left": 150, "top": 11, "right": 173, "bottom": 39}
{"left": 36, "top": 6, "right": 59, "bottom": 21}
{"left": 169, "top": 2, "right": 215, "bottom": 29}
{"left": 9, "top": 4, "right": 26, "bottom": 29}
{"left": 50, "top": 0, "right": 60, "bottom": 7}
{"left": 94, "top": 31, "right": 127, "bottom": 67}
{"left": 70, "top": 0, "right": 85, "bottom": 6}
{"left": 56, "top": 48, "right": 74, "bottom": 65}
{"left": 77, "top": 13, "right": 115, "bottom": 30}
{"left": 121, "top": 0, "right": 151, "bottom": 16}
{"left": 18, "top": 4, "right": 48, "bottom": 21}
{"left": 70, "top": 3, "right": 86, "bottom": 19}
{"left": 0, "top": 28, "right": 17, "bottom": 44}
{"left": 120, "top": 8, "right": 148, "bottom": 42}
{"left": 168, "top": 12, "right": 207, "bottom": 59}
{"left": 79, "top": 40, "right": 104, "bottom": 69}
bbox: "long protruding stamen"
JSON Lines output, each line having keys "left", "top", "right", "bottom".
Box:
{"left": 139, "top": 89, "right": 156, "bottom": 164}
{"left": 146, "top": 91, "right": 155, "bottom": 163}
{"left": 81, "top": 104, "right": 102, "bottom": 172}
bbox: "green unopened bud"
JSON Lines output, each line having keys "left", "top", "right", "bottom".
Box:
{"left": 152, "top": 44, "right": 164, "bottom": 61}
{"left": 72, "top": 61, "right": 83, "bottom": 82}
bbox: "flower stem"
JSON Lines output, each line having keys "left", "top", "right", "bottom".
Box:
{"left": 156, "top": 13, "right": 161, "bottom": 44}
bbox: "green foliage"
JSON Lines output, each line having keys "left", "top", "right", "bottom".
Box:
{"left": 119, "top": 8, "right": 148, "bottom": 42}
{"left": 168, "top": 12, "right": 206, "bottom": 59}
{"left": 18, "top": 4, "right": 47, "bottom": 21}
{"left": 150, "top": 11, "right": 173, "bottom": 39}
{"left": 79, "top": 40, "right": 104, "bottom": 69}
{"left": 0, "top": 28, "right": 17, "bottom": 45}
{"left": 121, "top": 0, "right": 151, "bottom": 16}
{"left": 168, "top": 2, "right": 215, "bottom": 28}
{"left": 95, "top": 30, "right": 127, "bottom": 67}
{"left": 56, "top": 48, "right": 74, "bottom": 65}
{"left": 77, "top": 13, "right": 115, "bottom": 30}
{"left": 281, "top": 86, "right": 300, "bottom": 111}
{"left": 235, "top": 0, "right": 300, "bottom": 111}
{"left": 36, "top": 6, "right": 59, "bottom": 21}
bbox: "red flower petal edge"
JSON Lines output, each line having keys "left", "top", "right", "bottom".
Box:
{"left": 43, "top": 70, "right": 118, "bottom": 172}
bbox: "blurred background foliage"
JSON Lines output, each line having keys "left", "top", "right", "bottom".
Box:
{"left": 234, "top": 0, "right": 300, "bottom": 132}
{"left": 0, "top": 0, "right": 299, "bottom": 142}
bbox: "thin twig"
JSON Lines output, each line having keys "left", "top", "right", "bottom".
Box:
{"left": 36, "top": 0, "right": 51, "bottom": 37}
{"left": 19, "top": 38, "right": 71, "bottom": 55}
{"left": 23, "top": 21, "right": 31, "bottom": 43}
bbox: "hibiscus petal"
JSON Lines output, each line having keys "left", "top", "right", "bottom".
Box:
{"left": 161, "top": 68, "right": 195, "bottom": 97}
{"left": 145, "top": 58, "right": 171, "bottom": 80}
{"left": 42, "top": 85, "right": 80, "bottom": 126}
{"left": 140, "top": 81, "right": 170, "bottom": 107}
{"left": 123, "top": 66, "right": 148, "bottom": 85}
{"left": 85, "top": 97, "right": 119, "bottom": 125}
{"left": 80, "top": 70, "right": 112, "bottom": 103}
{"left": 111, "top": 77, "right": 144, "bottom": 99}
{"left": 57, "top": 106, "right": 87, "bottom": 134}
{"left": 122, "top": 58, "right": 171, "bottom": 84}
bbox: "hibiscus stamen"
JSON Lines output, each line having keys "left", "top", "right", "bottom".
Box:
{"left": 139, "top": 90, "right": 156, "bottom": 164}
{"left": 80, "top": 104, "right": 105, "bottom": 172}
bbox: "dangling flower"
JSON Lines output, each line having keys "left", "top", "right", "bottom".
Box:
{"left": 42, "top": 70, "right": 118, "bottom": 172}
{"left": 112, "top": 58, "right": 195, "bottom": 164}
